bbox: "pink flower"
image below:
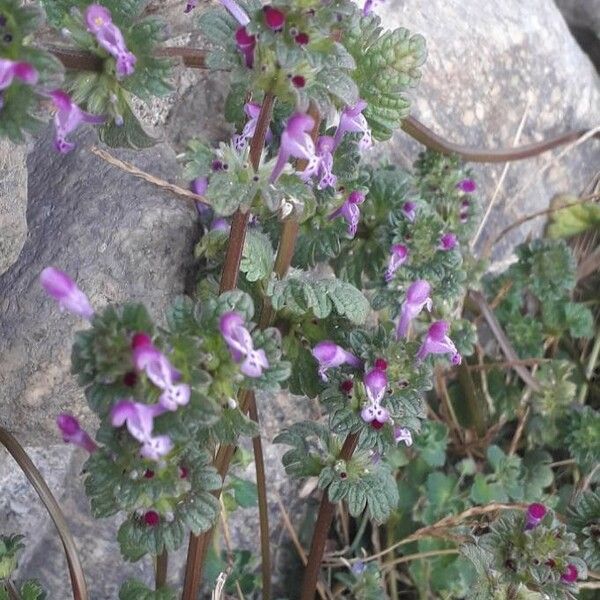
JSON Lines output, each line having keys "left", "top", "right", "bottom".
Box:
{"left": 525, "top": 503, "right": 547, "bottom": 530}
{"left": 49, "top": 90, "right": 104, "bottom": 153}
{"left": 329, "top": 191, "right": 366, "bottom": 238}
{"left": 385, "top": 244, "right": 409, "bottom": 282}
{"left": 85, "top": 4, "right": 137, "bottom": 78}
{"left": 233, "top": 102, "right": 273, "bottom": 152}
{"left": 333, "top": 100, "right": 372, "bottom": 151}
{"left": 416, "top": 321, "right": 461, "bottom": 365}
{"left": 0, "top": 58, "right": 38, "bottom": 91}
{"left": 312, "top": 341, "right": 361, "bottom": 381}
{"left": 402, "top": 201, "right": 416, "bottom": 222}
{"left": 394, "top": 426, "right": 413, "bottom": 447}
{"left": 263, "top": 6, "right": 285, "bottom": 31}
{"left": 396, "top": 280, "right": 432, "bottom": 338}
{"left": 132, "top": 344, "right": 189, "bottom": 412}
{"left": 561, "top": 564, "right": 578, "bottom": 584}
{"left": 457, "top": 178, "right": 476, "bottom": 193}
{"left": 360, "top": 369, "right": 390, "bottom": 429}
{"left": 235, "top": 26, "right": 256, "bottom": 68}
{"left": 40, "top": 267, "right": 94, "bottom": 320}
{"left": 110, "top": 399, "right": 172, "bottom": 461}
{"left": 56, "top": 414, "right": 97, "bottom": 453}
{"left": 439, "top": 233, "right": 458, "bottom": 251}
{"left": 269, "top": 112, "right": 317, "bottom": 183}
{"left": 220, "top": 312, "right": 269, "bottom": 377}
{"left": 299, "top": 136, "right": 337, "bottom": 190}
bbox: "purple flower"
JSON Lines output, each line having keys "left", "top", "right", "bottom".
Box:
{"left": 457, "top": 178, "right": 476, "bottom": 193}
{"left": 191, "top": 177, "right": 210, "bottom": 215}
{"left": 220, "top": 312, "right": 269, "bottom": 377}
{"left": 184, "top": 0, "right": 198, "bottom": 12}
{"left": 263, "top": 6, "right": 286, "bottom": 31}
{"left": 329, "top": 191, "right": 366, "bottom": 238}
{"left": 220, "top": 0, "right": 250, "bottom": 26}
{"left": 351, "top": 560, "right": 367, "bottom": 575}
{"left": 300, "top": 136, "right": 337, "bottom": 190}
{"left": 416, "top": 321, "right": 461, "bottom": 365}
{"left": 211, "top": 217, "right": 230, "bottom": 232}
{"left": 269, "top": 112, "right": 317, "bottom": 183}
{"left": 235, "top": 26, "right": 256, "bottom": 68}
{"left": 85, "top": 4, "right": 137, "bottom": 78}
{"left": 333, "top": 100, "right": 373, "bottom": 151}
{"left": 312, "top": 341, "right": 361, "bottom": 381}
{"left": 385, "top": 244, "right": 409, "bottom": 282}
{"left": 439, "top": 233, "right": 458, "bottom": 251}
{"left": 40, "top": 266, "right": 94, "bottom": 320}
{"left": 0, "top": 58, "right": 38, "bottom": 91}
{"left": 49, "top": 90, "right": 104, "bottom": 153}
{"left": 191, "top": 177, "right": 208, "bottom": 195}
{"left": 132, "top": 345, "right": 189, "bottom": 411}
{"left": 233, "top": 102, "right": 273, "bottom": 152}
{"left": 396, "top": 280, "right": 432, "bottom": 339}
{"left": 525, "top": 503, "right": 547, "bottom": 530}
{"left": 561, "top": 564, "right": 578, "bottom": 584}
{"left": 360, "top": 369, "right": 390, "bottom": 429}
{"left": 394, "top": 426, "right": 413, "bottom": 447}
{"left": 57, "top": 414, "right": 97, "bottom": 453}
{"left": 111, "top": 399, "right": 172, "bottom": 461}
{"left": 402, "top": 201, "right": 417, "bottom": 222}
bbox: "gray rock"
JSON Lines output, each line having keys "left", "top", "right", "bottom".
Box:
{"left": 375, "top": 0, "right": 600, "bottom": 263}
{"left": 0, "top": 126, "right": 199, "bottom": 445}
{"left": 0, "top": 140, "right": 28, "bottom": 275}
{"left": 555, "top": 0, "right": 600, "bottom": 31}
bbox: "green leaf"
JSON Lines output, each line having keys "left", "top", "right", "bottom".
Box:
{"left": 241, "top": 231, "right": 275, "bottom": 282}
{"left": 228, "top": 475, "right": 258, "bottom": 508}
{"left": 119, "top": 580, "right": 176, "bottom": 600}
{"left": 548, "top": 199, "right": 600, "bottom": 238}
{"left": 564, "top": 302, "right": 594, "bottom": 338}
{"left": 20, "top": 581, "right": 46, "bottom": 600}
{"left": 413, "top": 422, "right": 448, "bottom": 467}
{"left": 98, "top": 102, "right": 158, "bottom": 149}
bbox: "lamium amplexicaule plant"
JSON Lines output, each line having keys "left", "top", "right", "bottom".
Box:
{"left": 0, "top": 0, "right": 598, "bottom": 599}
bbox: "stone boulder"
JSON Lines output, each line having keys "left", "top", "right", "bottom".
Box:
{"left": 0, "top": 140, "right": 28, "bottom": 275}
{"left": 375, "top": 0, "right": 600, "bottom": 263}
{"left": 0, "top": 127, "right": 199, "bottom": 445}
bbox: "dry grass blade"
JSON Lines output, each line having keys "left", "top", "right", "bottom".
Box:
{"left": 0, "top": 427, "right": 88, "bottom": 600}
{"left": 469, "top": 291, "right": 541, "bottom": 392}
{"left": 90, "top": 147, "right": 207, "bottom": 205}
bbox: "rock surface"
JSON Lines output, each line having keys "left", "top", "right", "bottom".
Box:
{"left": 555, "top": 0, "right": 600, "bottom": 31}
{"left": 0, "top": 140, "right": 28, "bottom": 275}
{"left": 0, "top": 126, "right": 199, "bottom": 445}
{"left": 375, "top": 0, "right": 600, "bottom": 265}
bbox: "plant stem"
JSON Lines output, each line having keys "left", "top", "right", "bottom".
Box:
{"left": 456, "top": 361, "right": 487, "bottom": 437}
{"left": 300, "top": 433, "right": 359, "bottom": 600}
{"left": 381, "top": 548, "right": 459, "bottom": 570}
{"left": 181, "top": 93, "right": 275, "bottom": 600}
{"left": 5, "top": 580, "right": 22, "bottom": 600}
{"left": 248, "top": 397, "right": 272, "bottom": 600}
{"left": 155, "top": 550, "right": 168, "bottom": 590}
{"left": 0, "top": 427, "right": 88, "bottom": 600}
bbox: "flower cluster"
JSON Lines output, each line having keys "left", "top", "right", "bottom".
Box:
{"left": 85, "top": 4, "right": 136, "bottom": 78}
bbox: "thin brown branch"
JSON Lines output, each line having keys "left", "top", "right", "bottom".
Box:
{"left": 181, "top": 94, "right": 275, "bottom": 600}
{"left": 48, "top": 44, "right": 600, "bottom": 164}
{"left": 155, "top": 550, "right": 168, "bottom": 590}
{"left": 90, "top": 147, "right": 205, "bottom": 205}
{"left": 469, "top": 291, "right": 541, "bottom": 392}
{"left": 300, "top": 433, "right": 359, "bottom": 600}
{"left": 486, "top": 194, "right": 600, "bottom": 257}
{"left": 248, "top": 397, "right": 272, "bottom": 600}
{"left": 0, "top": 427, "right": 88, "bottom": 600}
